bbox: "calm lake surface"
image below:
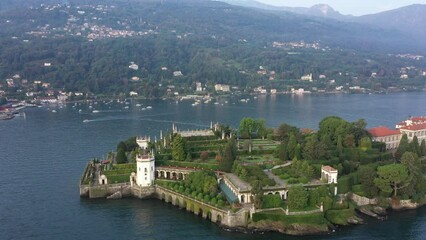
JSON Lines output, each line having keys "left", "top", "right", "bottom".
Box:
{"left": 1, "top": 92, "right": 426, "bottom": 240}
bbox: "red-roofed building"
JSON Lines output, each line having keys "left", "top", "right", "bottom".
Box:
{"left": 396, "top": 116, "right": 426, "bottom": 128}
{"left": 396, "top": 117, "right": 426, "bottom": 143}
{"left": 368, "top": 126, "right": 402, "bottom": 150}
{"left": 399, "top": 122, "right": 426, "bottom": 142}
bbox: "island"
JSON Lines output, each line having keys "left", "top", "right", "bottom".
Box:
{"left": 79, "top": 116, "right": 426, "bottom": 235}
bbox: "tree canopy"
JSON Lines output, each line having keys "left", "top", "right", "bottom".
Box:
{"left": 374, "top": 164, "right": 410, "bottom": 197}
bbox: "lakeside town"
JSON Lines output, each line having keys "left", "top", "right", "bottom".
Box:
{"left": 2, "top": 69, "right": 426, "bottom": 121}
{"left": 1, "top": 2, "right": 426, "bottom": 106}
{"left": 79, "top": 115, "right": 426, "bottom": 235}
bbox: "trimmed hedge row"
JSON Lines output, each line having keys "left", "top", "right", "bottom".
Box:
{"left": 111, "top": 163, "right": 136, "bottom": 170}
{"left": 187, "top": 139, "right": 227, "bottom": 145}
{"left": 183, "top": 135, "right": 218, "bottom": 141}
{"left": 156, "top": 160, "right": 220, "bottom": 170}
{"left": 106, "top": 174, "right": 130, "bottom": 183}
{"left": 188, "top": 145, "right": 223, "bottom": 152}
{"left": 238, "top": 149, "right": 275, "bottom": 155}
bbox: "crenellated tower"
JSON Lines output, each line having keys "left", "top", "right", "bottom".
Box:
{"left": 135, "top": 136, "right": 155, "bottom": 187}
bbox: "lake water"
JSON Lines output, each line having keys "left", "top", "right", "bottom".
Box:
{"left": 1, "top": 92, "right": 426, "bottom": 240}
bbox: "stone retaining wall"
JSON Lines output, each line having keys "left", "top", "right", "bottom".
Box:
{"left": 80, "top": 183, "right": 132, "bottom": 198}
{"left": 155, "top": 185, "right": 250, "bottom": 228}
{"left": 392, "top": 200, "right": 419, "bottom": 210}
{"left": 349, "top": 193, "right": 377, "bottom": 206}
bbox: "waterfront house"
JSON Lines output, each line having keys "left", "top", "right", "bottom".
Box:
{"left": 396, "top": 117, "right": 426, "bottom": 142}
{"left": 214, "top": 84, "right": 230, "bottom": 92}
{"left": 368, "top": 126, "right": 402, "bottom": 150}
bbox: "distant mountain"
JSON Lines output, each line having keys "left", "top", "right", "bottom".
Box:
{"left": 220, "top": 0, "right": 426, "bottom": 51}
{"left": 356, "top": 4, "right": 426, "bottom": 38}
{"left": 306, "top": 4, "right": 347, "bottom": 19}
{"left": 222, "top": 0, "right": 349, "bottom": 20}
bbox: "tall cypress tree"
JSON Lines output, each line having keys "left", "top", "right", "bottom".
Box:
{"left": 172, "top": 134, "right": 186, "bottom": 161}
{"left": 420, "top": 139, "right": 426, "bottom": 157}
{"left": 409, "top": 135, "right": 420, "bottom": 156}
{"left": 396, "top": 134, "right": 410, "bottom": 159}
{"left": 220, "top": 138, "right": 237, "bottom": 172}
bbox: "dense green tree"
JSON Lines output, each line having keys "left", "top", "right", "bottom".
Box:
{"left": 257, "top": 119, "right": 267, "bottom": 139}
{"left": 294, "top": 143, "right": 303, "bottom": 160}
{"left": 336, "top": 135, "right": 344, "bottom": 157}
{"left": 239, "top": 118, "right": 257, "bottom": 139}
{"left": 116, "top": 148, "right": 127, "bottom": 164}
{"left": 303, "top": 134, "right": 327, "bottom": 161}
{"left": 358, "top": 165, "right": 378, "bottom": 197}
{"left": 309, "top": 185, "right": 329, "bottom": 206}
{"left": 287, "top": 133, "right": 298, "bottom": 159}
{"left": 343, "top": 134, "right": 355, "bottom": 148}
{"left": 421, "top": 139, "right": 426, "bottom": 157}
{"left": 124, "top": 137, "right": 139, "bottom": 152}
{"left": 275, "top": 142, "right": 288, "bottom": 161}
{"left": 172, "top": 134, "right": 186, "bottom": 161}
{"left": 117, "top": 141, "right": 127, "bottom": 152}
{"left": 359, "top": 137, "right": 372, "bottom": 150}
{"left": 401, "top": 152, "right": 421, "bottom": 180}
{"left": 238, "top": 118, "right": 267, "bottom": 139}
{"left": 396, "top": 134, "right": 410, "bottom": 158}
{"left": 374, "top": 164, "right": 410, "bottom": 197}
{"left": 274, "top": 123, "right": 300, "bottom": 142}
{"left": 318, "top": 116, "right": 351, "bottom": 145}
{"left": 251, "top": 180, "right": 263, "bottom": 208}
{"left": 220, "top": 138, "right": 237, "bottom": 172}
{"left": 185, "top": 171, "right": 218, "bottom": 195}
{"left": 287, "top": 186, "right": 309, "bottom": 210}
{"left": 351, "top": 119, "right": 368, "bottom": 145}
{"left": 409, "top": 136, "right": 420, "bottom": 156}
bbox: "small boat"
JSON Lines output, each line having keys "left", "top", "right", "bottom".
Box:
{"left": 83, "top": 119, "right": 90, "bottom": 123}
{"left": 92, "top": 110, "right": 100, "bottom": 113}
{"left": 78, "top": 109, "right": 82, "bottom": 113}
{"left": 51, "top": 110, "right": 57, "bottom": 113}
{"left": 135, "top": 103, "right": 142, "bottom": 107}
{"left": 141, "top": 107, "right": 146, "bottom": 111}
{"left": 214, "top": 102, "right": 219, "bottom": 105}
{"left": 124, "top": 106, "right": 129, "bottom": 109}
{"left": 146, "top": 106, "right": 152, "bottom": 109}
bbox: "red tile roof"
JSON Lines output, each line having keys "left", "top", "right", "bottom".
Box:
{"left": 399, "top": 122, "right": 426, "bottom": 131}
{"left": 322, "top": 165, "right": 337, "bottom": 172}
{"left": 411, "top": 117, "right": 426, "bottom": 122}
{"left": 396, "top": 117, "right": 426, "bottom": 128}
{"left": 368, "top": 126, "right": 401, "bottom": 137}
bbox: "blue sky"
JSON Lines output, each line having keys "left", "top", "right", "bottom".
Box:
{"left": 257, "top": 0, "right": 426, "bottom": 16}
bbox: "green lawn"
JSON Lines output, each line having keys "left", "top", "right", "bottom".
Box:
{"left": 325, "top": 208, "right": 356, "bottom": 225}
{"left": 253, "top": 211, "right": 328, "bottom": 225}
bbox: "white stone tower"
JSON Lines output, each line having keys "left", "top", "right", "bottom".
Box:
{"left": 136, "top": 136, "right": 155, "bottom": 187}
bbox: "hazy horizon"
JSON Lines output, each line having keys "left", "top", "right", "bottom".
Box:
{"left": 256, "top": 0, "right": 426, "bottom": 16}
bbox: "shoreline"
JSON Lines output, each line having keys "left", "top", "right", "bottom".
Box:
{"left": 80, "top": 180, "right": 426, "bottom": 236}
